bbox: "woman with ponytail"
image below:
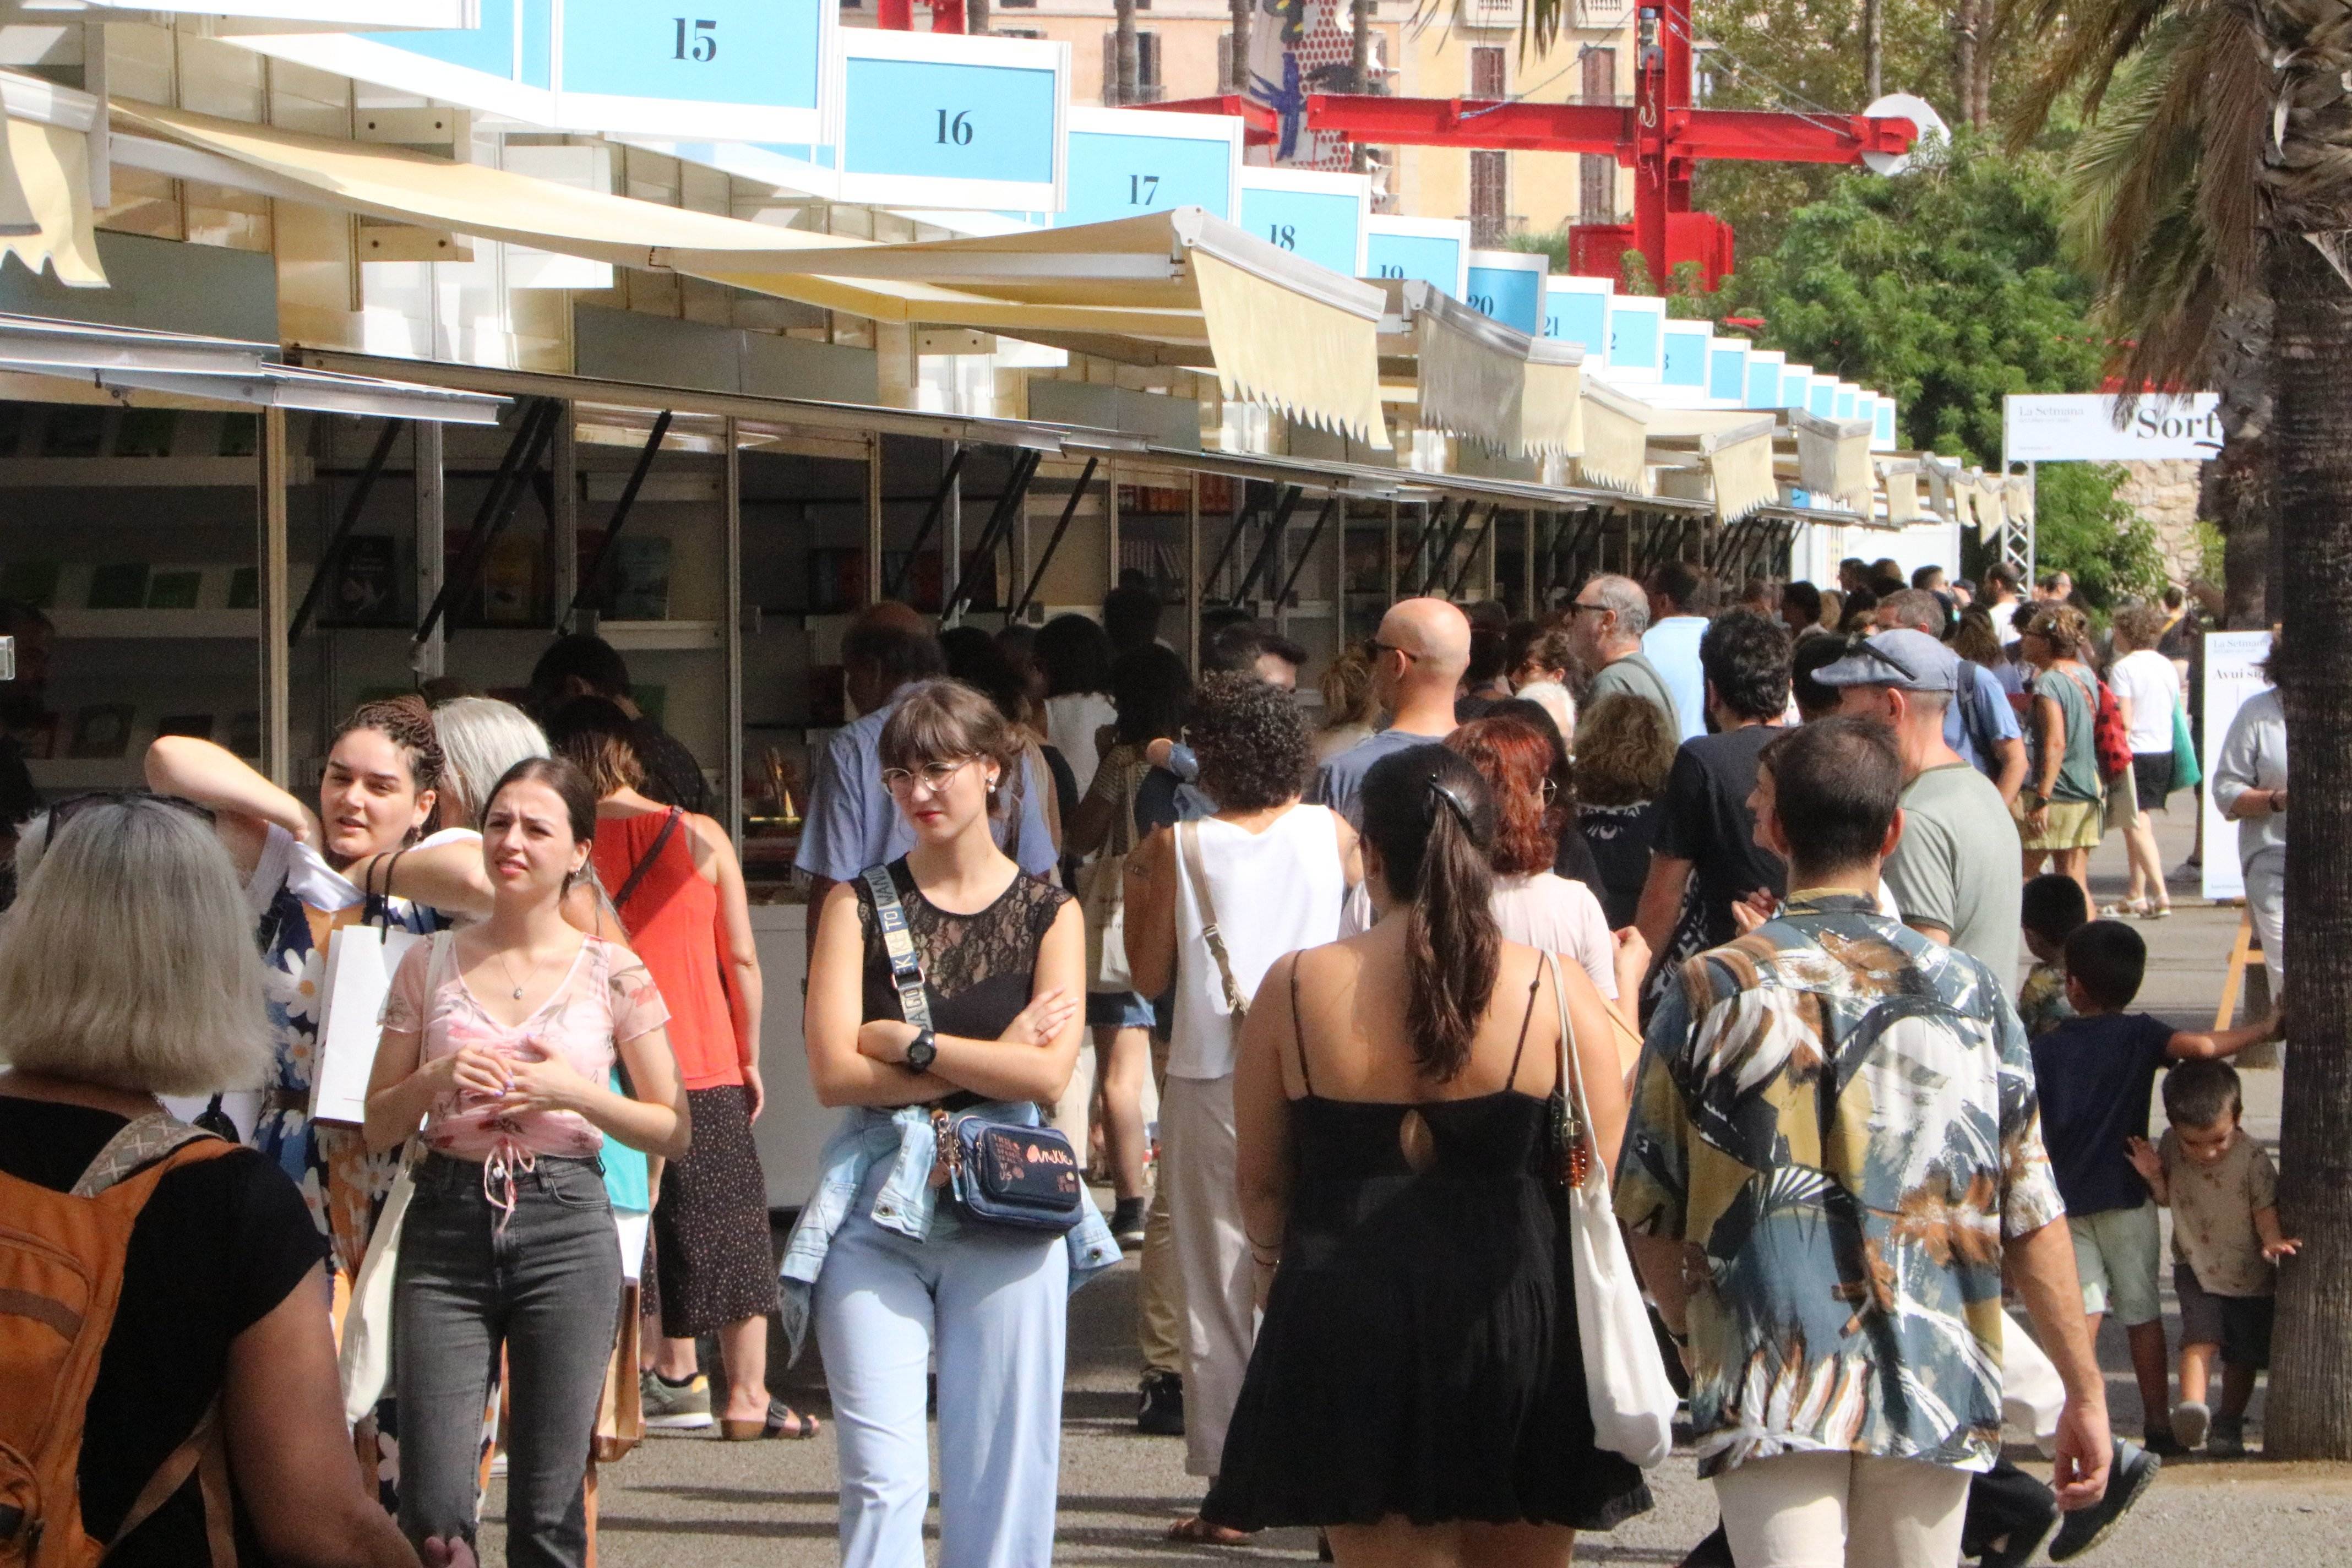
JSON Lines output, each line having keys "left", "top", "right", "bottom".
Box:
{"left": 1123, "top": 671, "right": 1359, "bottom": 1545}
{"left": 1201, "top": 745, "right": 1651, "bottom": 1564}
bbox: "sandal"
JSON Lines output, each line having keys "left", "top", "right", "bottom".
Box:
{"left": 720, "top": 1400, "right": 821, "bottom": 1441}
{"left": 1167, "top": 1515, "right": 1252, "bottom": 1546}
{"left": 2142, "top": 903, "right": 2173, "bottom": 919}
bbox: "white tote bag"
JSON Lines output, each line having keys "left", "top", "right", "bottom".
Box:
{"left": 311, "top": 921, "right": 421, "bottom": 1124}
{"left": 1549, "top": 954, "right": 1678, "bottom": 1468}
{"left": 340, "top": 1145, "right": 416, "bottom": 1425}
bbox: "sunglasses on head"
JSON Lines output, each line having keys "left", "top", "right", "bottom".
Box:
{"left": 1841, "top": 631, "right": 1922, "bottom": 685}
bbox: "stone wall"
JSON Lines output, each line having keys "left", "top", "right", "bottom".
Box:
{"left": 2116, "top": 457, "right": 2206, "bottom": 584}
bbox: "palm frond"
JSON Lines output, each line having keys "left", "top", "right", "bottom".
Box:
{"left": 2000, "top": 0, "right": 2175, "bottom": 150}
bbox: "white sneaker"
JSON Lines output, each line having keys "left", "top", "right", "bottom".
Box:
{"left": 2173, "top": 1398, "right": 2211, "bottom": 1450}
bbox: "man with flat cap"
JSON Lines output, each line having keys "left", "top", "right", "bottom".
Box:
{"left": 1815, "top": 625, "right": 2024, "bottom": 985}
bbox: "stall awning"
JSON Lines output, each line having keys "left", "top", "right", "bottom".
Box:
{"left": 1790, "top": 411, "right": 1874, "bottom": 513}
{"left": 0, "top": 114, "right": 102, "bottom": 288}
{"left": 1644, "top": 410, "right": 1779, "bottom": 524}
{"left": 1577, "top": 379, "right": 1652, "bottom": 496}
{"left": 0, "top": 314, "right": 506, "bottom": 421}
{"left": 673, "top": 209, "right": 1392, "bottom": 449}
{"left": 1387, "top": 281, "right": 1585, "bottom": 460}
{"left": 111, "top": 110, "right": 1388, "bottom": 445}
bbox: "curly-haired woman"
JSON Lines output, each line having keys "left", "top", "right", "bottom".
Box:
{"left": 1572, "top": 693, "right": 1678, "bottom": 930}
{"left": 1125, "top": 673, "right": 1362, "bottom": 1544}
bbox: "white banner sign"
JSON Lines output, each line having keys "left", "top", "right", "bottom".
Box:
{"left": 2200, "top": 630, "right": 2273, "bottom": 903}
{"left": 2003, "top": 393, "right": 2223, "bottom": 466}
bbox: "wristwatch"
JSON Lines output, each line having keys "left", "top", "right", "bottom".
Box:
{"left": 903, "top": 1029, "right": 938, "bottom": 1072}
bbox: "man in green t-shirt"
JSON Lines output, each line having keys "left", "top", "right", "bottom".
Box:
{"left": 1565, "top": 573, "right": 1681, "bottom": 739}
{"left": 1815, "top": 627, "right": 2024, "bottom": 985}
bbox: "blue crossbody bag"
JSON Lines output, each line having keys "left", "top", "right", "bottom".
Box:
{"left": 862, "top": 865, "right": 1085, "bottom": 1233}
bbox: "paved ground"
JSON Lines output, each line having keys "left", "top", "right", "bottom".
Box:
{"left": 487, "top": 810, "right": 2352, "bottom": 1565}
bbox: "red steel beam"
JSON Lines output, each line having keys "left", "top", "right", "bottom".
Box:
{"left": 1290, "top": 93, "right": 1912, "bottom": 166}
{"left": 1147, "top": 94, "right": 1280, "bottom": 139}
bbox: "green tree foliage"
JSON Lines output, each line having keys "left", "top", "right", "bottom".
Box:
{"left": 1724, "top": 136, "right": 2160, "bottom": 601}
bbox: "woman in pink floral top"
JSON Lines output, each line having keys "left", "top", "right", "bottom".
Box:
{"left": 366, "top": 756, "right": 689, "bottom": 1568}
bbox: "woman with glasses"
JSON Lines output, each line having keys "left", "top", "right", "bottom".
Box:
{"left": 789, "top": 678, "right": 1111, "bottom": 1568}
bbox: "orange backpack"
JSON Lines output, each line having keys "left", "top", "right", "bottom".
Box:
{"left": 0, "top": 1113, "right": 241, "bottom": 1567}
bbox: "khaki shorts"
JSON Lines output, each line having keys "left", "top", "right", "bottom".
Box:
{"left": 2105, "top": 770, "right": 2141, "bottom": 831}
{"left": 2070, "top": 1201, "right": 2163, "bottom": 1325}
{"left": 2017, "top": 794, "right": 2104, "bottom": 852}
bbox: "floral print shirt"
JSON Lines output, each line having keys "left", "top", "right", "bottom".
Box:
{"left": 1614, "top": 891, "right": 2067, "bottom": 1479}
{"left": 2016, "top": 960, "right": 2075, "bottom": 1039}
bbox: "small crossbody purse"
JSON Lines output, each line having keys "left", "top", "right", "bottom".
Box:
{"left": 861, "top": 864, "right": 1085, "bottom": 1233}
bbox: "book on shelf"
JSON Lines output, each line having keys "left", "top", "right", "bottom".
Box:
{"left": 155, "top": 714, "right": 214, "bottom": 740}
{"left": 86, "top": 563, "right": 151, "bottom": 611}
{"left": 330, "top": 536, "right": 401, "bottom": 625}
{"left": 146, "top": 569, "right": 203, "bottom": 610}
{"left": 68, "top": 703, "right": 135, "bottom": 759}
{"left": 227, "top": 567, "right": 259, "bottom": 610}
{"left": 114, "top": 409, "right": 176, "bottom": 458}
{"left": 0, "top": 560, "right": 59, "bottom": 609}
{"left": 481, "top": 531, "right": 538, "bottom": 625}
{"left": 608, "top": 536, "right": 671, "bottom": 620}
{"left": 804, "top": 547, "right": 865, "bottom": 615}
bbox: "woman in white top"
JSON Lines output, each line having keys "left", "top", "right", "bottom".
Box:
{"left": 1126, "top": 672, "right": 1362, "bottom": 1546}
{"left": 1445, "top": 713, "right": 1648, "bottom": 1069}
{"left": 2106, "top": 605, "right": 2184, "bottom": 917}
{"left": 1037, "top": 613, "right": 1120, "bottom": 796}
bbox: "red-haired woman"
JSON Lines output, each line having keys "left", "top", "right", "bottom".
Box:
{"left": 1445, "top": 715, "right": 1647, "bottom": 1056}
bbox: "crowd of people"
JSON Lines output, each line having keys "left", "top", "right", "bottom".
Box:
{"left": 0, "top": 549, "right": 2294, "bottom": 1568}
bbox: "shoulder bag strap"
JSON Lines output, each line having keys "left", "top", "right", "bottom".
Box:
{"left": 613, "top": 808, "right": 684, "bottom": 917}
{"left": 861, "top": 865, "right": 933, "bottom": 1031}
{"left": 1548, "top": 954, "right": 1596, "bottom": 1192}
{"left": 1179, "top": 821, "right": 1250, "bottom": 1019}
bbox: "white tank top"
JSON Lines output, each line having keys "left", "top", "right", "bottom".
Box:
{"left": 1169, "top": 803, "right": 1347, "bottom": 1080}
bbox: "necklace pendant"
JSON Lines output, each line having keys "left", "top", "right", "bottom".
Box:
{"left": 512, "top": 985, "right": 525, "bottom": 1000}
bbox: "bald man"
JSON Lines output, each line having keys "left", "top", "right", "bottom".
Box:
{"left": 1310, "top": 597, "right": 1471, "bottom": 826}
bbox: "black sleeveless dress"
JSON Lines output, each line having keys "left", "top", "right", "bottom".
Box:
{"left": 1202, "top": 973, "right": 1654, "bottom": 1533}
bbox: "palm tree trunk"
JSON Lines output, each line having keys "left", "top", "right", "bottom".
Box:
{"left": 967, "top": 0, "right": 988, "bottom": 35}
{"left": 1230, "top": 0, "right": 1251, "bottom": 92}
{"left": 1114, "top": 0, "right": 1137, "bottom": 106}
{"left": 1864, "top": 0, "right": 1882, "bottom": 100}
{"left": 1952, "top": 0, "right": 1980, "bottom": 132}
{"left": 2261, "top": 0, "right": 2352, "bottom": 1460}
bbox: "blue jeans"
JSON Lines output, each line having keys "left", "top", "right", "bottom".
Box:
{"left": 814, "top": 1163, "right": 1070, "bottom": 1568}
{"left": 395, "top": 1153, "right": 620, "bottom": 1568}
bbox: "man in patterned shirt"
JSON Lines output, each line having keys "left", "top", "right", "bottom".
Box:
{"left": 1617, "top": 717, "right": 2112, "bottom": 1567}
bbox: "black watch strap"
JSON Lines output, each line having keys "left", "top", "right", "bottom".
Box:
{"left": 905, "top": 1029, "right": 938, "bottom": 1072}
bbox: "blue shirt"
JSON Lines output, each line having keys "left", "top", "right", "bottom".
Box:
{"left": 793, "top": 692, "right": 1060, "bottom": 884}
{"left": 1308, "top": 727, "right": 1450, "bottom": 827}
{"left": 1945, "top": 658, "right": 2023, "bottom": 777}
{"left": 1641, "top": 615, "right": 1711, "bottom": 742}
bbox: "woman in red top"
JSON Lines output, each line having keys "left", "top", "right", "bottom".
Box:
{"left": 553, "top": 699, "right": 814, "bottom": 1440}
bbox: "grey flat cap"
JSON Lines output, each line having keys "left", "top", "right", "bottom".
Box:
{"left": 1813, "top": 627, "right": 1960, "bottom": 692}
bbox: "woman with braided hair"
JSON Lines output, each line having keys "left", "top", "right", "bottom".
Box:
{"left": 1202, "top": 744, "right": 1651, "bottom": 1564}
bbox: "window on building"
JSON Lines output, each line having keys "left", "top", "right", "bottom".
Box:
{"left": 1578, "top": 44, "right": 1613, "bottom": 103}
{"left": 1101, "top": 31, "right": 1163, "bottom": 104}
{"left": 1470, "top": 45, "right": 1507, "bottom": 99}
{"left": 1470, "top": 148, "right": 1508, "bottom": 246}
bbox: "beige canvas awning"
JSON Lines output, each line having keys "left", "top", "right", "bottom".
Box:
{"left": 1577, "top": 379, "right": 1652, "bottom": 494}
{"left": 1790, "top": 411, "right": 1874, "bottom": 512}
{"left": 110, "top": 108, "right": 1390, "bottom": 444}
{"left": 0, "top": 115, "right": 101, "bottom": 288}
{"left": 1521, "top": 340, "right": 1584, "bottom": 460}
{"left": 1643, "top": 409, "right": 1779, "bottom": 523}
{"left": 1881, "top": 460, "right": 1922, "bottom": 524}
{"left": 1398, "top": 282, "right": 1525, "bottom": 455}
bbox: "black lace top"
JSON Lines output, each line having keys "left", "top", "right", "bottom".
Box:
{"left": 855, "top": 859, "right": 1071, "bottom": 1048}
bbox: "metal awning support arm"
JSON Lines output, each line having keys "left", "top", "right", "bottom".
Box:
{"left": 886, "top": 444, "right": 967, "bottom": 602}
{"left": 1401, "top": 498, "right": 1452, "bottom": 594}
{"left": 1275, "top": 494, "right": 1341, "bottom": 608}
{"left": 288, "top": 417, "right": 405, "bottom": 647}
{"left": 1197, "top": 481, "right": 1262, "bottom": 602}
{"left": 1229, "top": 484, "right": 1303, "bottom": 605}
{"left": 943, "top": 448, "right": 1042, "bottom": 623}
{"left": 1009, "top": 456, "right": 1101, "bottom": 622}
{"left": 417, "top": 398, "right": 558, "bottom": 650}
{"left": 566, "top": 408, "right": 673, "bottom": 631}
{"left": 1447, "top": 505, "right": 1496, "bottom": 599}
{"left": 1422, "top": 500, "right": 1481, "bottom": 596}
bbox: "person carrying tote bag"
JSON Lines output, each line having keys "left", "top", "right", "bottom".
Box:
{"left": 1200, "top": 745, "right": 1653, "bottom": 1562}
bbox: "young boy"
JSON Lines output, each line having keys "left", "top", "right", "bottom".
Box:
{"left": 2127, "top": 1059, "right": 2299, "bottom": 1457}
{"left": 2017, "top": 872, "right": 2089, "bottom": 1038}
{"left": 2028, "top": 919, "right": 2281, "bottom": 1455}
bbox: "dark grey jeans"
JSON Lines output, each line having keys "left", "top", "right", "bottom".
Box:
{"left": 395, "top": 1152, "right": 620, "bottom": 1568}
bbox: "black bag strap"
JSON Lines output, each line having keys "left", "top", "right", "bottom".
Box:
{"left": 612, "top": 808, "right": 683, "bottom": 917}
{"left": 862, "top": 864, "right": 933, "bottom": 1031}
